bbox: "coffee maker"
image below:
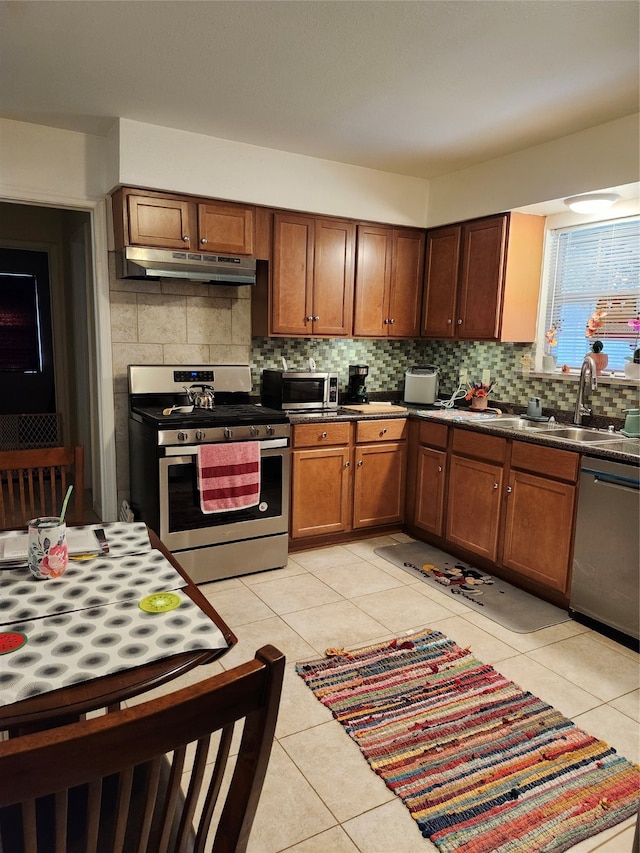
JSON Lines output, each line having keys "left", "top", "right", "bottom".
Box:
{"left": 345, "top": 364, "right": 369, "bottom": 404}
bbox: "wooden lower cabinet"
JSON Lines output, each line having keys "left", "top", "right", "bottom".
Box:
{"left": 446, "top": 454, "right": 503, "bottom": 562}
{"left": 290, "top": 418, "right": 407, "bottom": 541}
{"left": 414, "top": 445, "right": 446, "bottom": 536}
{"left": 353, "top": 442, "right": 406, "bottom": 528}
{"left": 291, "top": 445, "right": 351, "bottom": 538}
{"left": 501, "top": 441, "right": 578, "bottom": 594}
{"left": 409, "top": 425, "right": 579, "bottom": 601}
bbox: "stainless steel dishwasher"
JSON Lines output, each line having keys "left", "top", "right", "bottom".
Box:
{"left": 570, "top": 456, "right": 639, "bottom": 641}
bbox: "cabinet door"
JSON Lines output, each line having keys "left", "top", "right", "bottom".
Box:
{"left": 312, "top": 219, "right": 356, "bottom": 336}
{"left": 353, "top": 442, "right": 406, "bottom": 528}
{"left": 198, "top": 202, "right": 255, "bottom": 255}
{"left": 422, "top": 225, "right": 460, "bottom": 338}
{"left": 502, "top": 470, "right": 576, "bottom": 593}
{"left": 388, "top": 228, "right": 425, "bottom": 337}
{"left": 272, "top": 213, "right": 315, "bottom": 336}
{"left": 291, "top": 446, "right": 351, "bottom": 538}
{"left": 446, "top": 454, "right": 502, "bottom": 561}
{"left": 414, "top": 446, "right": 446, "bottom": 536}
{"left": 353, "top": 224, "right": 392, "bottom": 336}
{"left": 457, "top": 216, "right": 507, "bottom": 340}
{"left": 127, "top": 195, "right": 194, "bottom": 250}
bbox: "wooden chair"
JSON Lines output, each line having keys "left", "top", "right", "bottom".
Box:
{"left": 0, "top": 446, "right": 84, "bottom": 529}
{"left": 0, "top": 644, "right": 285, "bottom": 853}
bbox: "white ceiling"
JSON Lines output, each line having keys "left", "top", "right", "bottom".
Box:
{"left": 1, "top": 0, "right": 638, "bottom": 182}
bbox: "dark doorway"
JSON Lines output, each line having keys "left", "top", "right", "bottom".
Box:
{"left": 0, "top": 247, "right": 55, "bottom": 415}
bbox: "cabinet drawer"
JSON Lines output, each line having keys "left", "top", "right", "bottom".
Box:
{"left": 293, "top": 421, "right": 351, "bottom": 448}
{"left": 511, "top": 440, "right": 579, "bottom": 483}
{"left": 451, "top": 428, "right": 507, "bottom": 464}
{"left": 356, "top": 418, "right": 407, "bottom": 443}
{"left": 418, "top": 420, "right": 448, "bottom": 449}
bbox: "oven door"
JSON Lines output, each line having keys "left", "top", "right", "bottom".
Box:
{"left": 158, "top": 439, "right": 290, "bottom": 552}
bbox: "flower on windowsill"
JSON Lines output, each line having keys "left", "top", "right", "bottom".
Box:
{"left": 585, "top": 309, "right": 607, "bottom": 338}
{"left": 625, "top": 317, "right": 640, "bottom": 363}
{"left": 544, "top": 324, "right": 559, "bottom": 354}
{"left": 465, "top": 381, "right": 493, "bottom": 400}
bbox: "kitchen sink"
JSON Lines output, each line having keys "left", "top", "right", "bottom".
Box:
{"left": 483, "top": 417, "right": 561, "bottom": 431}
{"left": 543, "top": 427, "right": 632, "bottom": 443}
{"left": 482, "top": 418, "right": 635, "bottom": 445}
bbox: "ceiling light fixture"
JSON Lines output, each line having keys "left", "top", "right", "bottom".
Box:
{"left": 564, "top": 193, "right": 620, "bottom": 214}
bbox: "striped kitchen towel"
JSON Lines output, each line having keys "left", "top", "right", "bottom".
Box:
{"left": 197, "top": 442, "right": 261, "bottom": 513}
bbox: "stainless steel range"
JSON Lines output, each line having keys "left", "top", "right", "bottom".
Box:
{"left": 128, "top": 365, "right": 290, "bottom": 583}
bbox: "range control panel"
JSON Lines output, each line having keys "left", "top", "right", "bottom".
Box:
{"left": 173, "top": 370, "right": 214, "bottom": 383}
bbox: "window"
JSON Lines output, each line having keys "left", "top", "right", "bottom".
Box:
{"left": 542, "top": 217, "right": 640, "bottom": 373}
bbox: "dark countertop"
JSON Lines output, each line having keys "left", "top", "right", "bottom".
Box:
{"left": 287, "top": 405, "right": 639, "bottom": 464}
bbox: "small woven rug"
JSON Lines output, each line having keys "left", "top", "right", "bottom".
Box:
{"left": 296, "top": 629, "right": 640, "bottom": 853}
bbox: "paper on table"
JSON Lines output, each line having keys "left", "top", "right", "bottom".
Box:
{"left": 0, "top": 528, "right": 101, "bottom": 562}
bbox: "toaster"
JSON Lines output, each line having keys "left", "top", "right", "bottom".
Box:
{"left": 404, "top": 365, "right": 439, "bottom": 405}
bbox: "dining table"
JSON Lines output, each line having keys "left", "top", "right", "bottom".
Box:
{"left": 0, "top": 522, "right": 237, "bottom": 735}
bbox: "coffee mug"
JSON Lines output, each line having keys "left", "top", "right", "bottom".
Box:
{"left": 27, "top": 517, "right": 68, "bottom": 579}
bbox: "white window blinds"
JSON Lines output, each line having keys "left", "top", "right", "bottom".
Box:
{"left": 543, "top": 217, "right": 640, "bottom": 371}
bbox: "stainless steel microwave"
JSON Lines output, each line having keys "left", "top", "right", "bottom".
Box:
{"left": 261, "top": 370, "right": 339, "bottom": 411}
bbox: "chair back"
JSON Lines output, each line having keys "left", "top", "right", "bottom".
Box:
{"left": 0, "top": 644, "right": 285, "bottom": 853}
{"left": 0, "top": 445, "right": 84, "bottom": 529}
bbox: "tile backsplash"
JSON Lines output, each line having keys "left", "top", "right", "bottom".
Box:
{"left": 251, "top": 337, "right": 639, "bottom": 419}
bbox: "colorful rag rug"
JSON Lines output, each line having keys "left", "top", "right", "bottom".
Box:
{"left": 296, "top": 629, "right": 640, "bottom": 853}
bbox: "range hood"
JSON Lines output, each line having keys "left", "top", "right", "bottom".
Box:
{"left": 116, "top": 246, "right": 256, "bottom": 285}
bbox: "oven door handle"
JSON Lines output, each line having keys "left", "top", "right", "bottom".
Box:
{"left": 163, "top": 438, "right": 289, "bottom": 457}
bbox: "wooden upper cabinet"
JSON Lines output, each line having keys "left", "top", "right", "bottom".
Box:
{"left": 113, "top": 189, "right": 256, "bottom": 255}
{"left": 198, "top": 202, "right": 254, "bottom": 255}
{"left": 353, "top": 225, "right": 392, "bottom": 336}
{"left": 458, "top": 215, "right": 507, "bottom": 339}
{"left": 422, "top": 225, "right": 461, "bottom": 338}
{"left": 272, "top": 212, "right": 315, "bottom": 336}
{"left": 422, "top": 212, "right": 544, "bottom": 342}
{"left": 127, "top": 195, "right": 195, "bottom": 250}
{"left": 388, "top": 228, "right": 425, "bottom": 337}
{"left": 271, "top": 212, "right": 355, "bottom": 337}
{"left": 354, "top": 225, "right": 424, "bottom": 337}
{"left": 313, "top": 218, "right": 355, "bottom": 336}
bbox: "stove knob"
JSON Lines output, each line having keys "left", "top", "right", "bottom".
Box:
{"left": 178, "top": 431, "right": 188, "bottom": 442}
{"left": 265, "top": 425, "right": 275, "bottom": 436}
{"left": 250, "top": 426, "right": 260, "bottom": 437}
{"left": 196, "top": 430, "right": 205, "bottom": 440}
{"left": 224, "top": 427, "right": 233, "bottom": 440}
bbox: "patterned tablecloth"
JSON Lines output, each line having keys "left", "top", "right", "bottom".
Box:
{"left": 0, "top": 522, "right": 228, "bottom": 707}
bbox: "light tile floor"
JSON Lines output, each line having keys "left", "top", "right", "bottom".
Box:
{"left": 136, "top": 533, "right": 640, "bottom": 853}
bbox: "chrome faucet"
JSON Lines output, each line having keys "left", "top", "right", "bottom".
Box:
{"left": 573, "top": 355, "right": 597, "bottom": 425}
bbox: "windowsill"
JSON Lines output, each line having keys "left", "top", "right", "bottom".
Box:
{"left": 525, "top": 370, "right": 640, "bottom": 386}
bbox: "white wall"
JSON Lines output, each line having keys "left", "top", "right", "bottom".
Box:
{"left": 108, "top": 119, "right": 430, "bottom": 227}
{"left": 0, "top": 119, "right": 107, "bottom": 204}
{"left": 3, "top": 113, "right": 637, "bottom": 230}
{"left": 426, "top": 114, "right": 639, "bottom": 227}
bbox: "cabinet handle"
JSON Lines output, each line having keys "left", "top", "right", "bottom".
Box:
{"left": 493, "top": 482, "right": 498, "bottom": 489}
{"left": 389, "top": 318, "right": 395, "bottom": 324}
{"left": 506, "top": 486, "right": 513, "bottom": 493}
{"left": 357, "top": 459, "right": 363, "bottom": 467}
{"left": 383, "top": 318, "right": 389, "bottom": 324}
{"left": 313, "top": 315, "right": 320, "bottom": 321}
{"left": 182, "top": 235, "right": 190, "bottom": 242}
{"left": 380, "top": 428, "right": 387, "bottom": 435}
{"left": 320, "top": 432, "right": 327, "bottom": 439}
{"left": 437, "top": 465, "right": 443, "bottom": 472}
{"left": 447, "top": 319, "right": 452, "bottom": 324}
{"left": 345, "top": 460, "right": 351, "bottom": 468}
{"left": 457, "top": 319, "right": 463, "bottom": 325}
{"left": 200, "top": 237, "right": 208, "bottom": 244}
{"left": 306, "top": 315, "right": 313, "bottom": 322}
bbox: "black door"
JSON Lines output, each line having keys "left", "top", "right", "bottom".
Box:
{"left": 0, "top": 247, "right": 55, "bottom": 415}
